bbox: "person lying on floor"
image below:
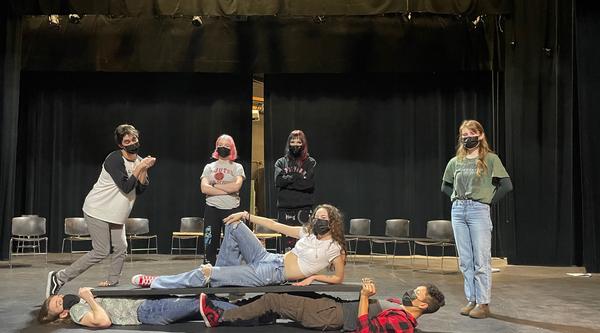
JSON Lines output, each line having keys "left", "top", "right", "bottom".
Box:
{"left": 199, "top": 278, "right": 446, "bottom": 332}
{"left": 131, "top": 204, "right": 347, "bottom": 289}
{"left": 37, "top": 287, "right": 206, "bottom": 327}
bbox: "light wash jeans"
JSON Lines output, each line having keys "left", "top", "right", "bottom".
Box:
{"left": 451, "top": 199, "right": 493, "bottom": 304}
{"left": 151, "top": 222, "right": 285, "bottom": 288}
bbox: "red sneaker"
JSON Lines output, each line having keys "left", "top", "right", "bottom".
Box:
{"left": 200, "top": 293, "right": 223, "bottom": 327}
{"left": 131, "top": 274, "right": 157, "bottom": 288}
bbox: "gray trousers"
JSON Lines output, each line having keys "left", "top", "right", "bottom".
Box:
{"left": 223, "top": 293, "right": 344, "bottom": 330}
{"left": 58, "top": 214, "right": 127, "bottom": 284}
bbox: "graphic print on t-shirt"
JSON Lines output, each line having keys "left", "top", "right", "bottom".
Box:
{"left": 455, "top": 159, "right": 480, "bottom": 198}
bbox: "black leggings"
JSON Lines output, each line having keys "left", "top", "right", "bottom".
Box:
{"left": 203, "top": 205, "right": 240, "bottom": 265}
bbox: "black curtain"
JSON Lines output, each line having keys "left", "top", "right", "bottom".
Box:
{"left": 575, "top": 1, "right": 600, "bottom": 273}
{"left": 264, "top": 72, "right": 510, "bottom": 256}
{"left": 503, "top": 0, "right": 575, "bottom": 266}
{"left": 21, "top": 15, "right": 499, "bottom": 73}
{"left": 0, "top": 9, "right": 22, "bottom": 260}
{"left": 16, "top": 72, "right": 251, "bottom": 254}
{"left": 10, "top": 0, "right": 511, "bottom": 16}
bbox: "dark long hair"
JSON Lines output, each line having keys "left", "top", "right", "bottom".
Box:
{"left": 285, "top": 130, "right": 309, "bottom": 162}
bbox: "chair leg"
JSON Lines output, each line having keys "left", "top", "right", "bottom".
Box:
{"left": 129, "top": 237, "right": 134, "bottom": 262}
{"left": 369, "top": 240, "right": 373, "bottom": 263}
{"left": 383, "top": 242, "right": 388, "bottom": 263}
{"left": 9, "top": 238, "right": 13, "bottom": 268}
{"left": 391, "top": 241, "right": 397, "bottom": 266}
{"left": 70, "top": 240, "right": 73, "bottom": 261}
{"left": 408, "top": 242, "right": 414, "bottom": 268}
{"left": 45, "top": 238, "right": 48, "bottom": 265}
{"left": 170, "top": 236, "right": 174, "bottom": 255}
{"left": 425, "top": 246, "right": 429, "bottom": 269}
{"left": 441, "top": 245, "right": 445, "bottom": 272}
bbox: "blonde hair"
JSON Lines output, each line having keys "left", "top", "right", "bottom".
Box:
{"left": 455, "top": 120, "right": 492, "bottom": 176}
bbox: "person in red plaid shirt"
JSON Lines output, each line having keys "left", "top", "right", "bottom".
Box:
{"left": 199, "top": 278, "right": 445, "bottom": 332}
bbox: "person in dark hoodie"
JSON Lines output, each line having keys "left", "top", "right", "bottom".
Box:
{"left": 274, "top": 130, "right": 317, "bottom": 252}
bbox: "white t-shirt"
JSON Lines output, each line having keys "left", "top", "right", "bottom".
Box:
{"left": 201, "top": 159, "right": 245, "bottom": 210}
{"left": 83, "top": 151, "right": 148, "bottom": 224}
{"left": 290, "top": 228, "right": 343, "bottom": 276}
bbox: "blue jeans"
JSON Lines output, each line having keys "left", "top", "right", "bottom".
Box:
{"left": 151, "top": 222, "right": 286, "bottom": 288}
{"left": 451, "top": 200, "right": 493, "bottom": 304}
{"left": 137, "top": 297, "right": 201, "bottom": 325}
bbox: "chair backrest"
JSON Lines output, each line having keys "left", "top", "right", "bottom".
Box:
{"left": 126, "top": 218, "right": 150, "bottom": 235}
{"left": 426, "top": 220, "right": 453, "bottom": 240}
{"left": 349, "top": 218, "right": 371, "bottom": 236}
{"left": 12, "top": 216, "right": 46, "bottom": 236}
{"left": 180, "top": 217, "right": 204, "bottom": 232}
{"left": 385, "top": 219, "right": 410, "bottom": 237}
{"left": 64, "top": 217, "right": 89, "bottom": 236}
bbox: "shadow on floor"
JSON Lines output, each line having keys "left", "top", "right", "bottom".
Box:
{"left": 490, "top": 313, "right": 600, "bottom": 333}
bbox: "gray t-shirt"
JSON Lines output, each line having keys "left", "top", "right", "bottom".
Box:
{"left": 201, "top": 160, "right": 246, "bottom": 209}
{"left": 69, "top": 298, "right": 144, "bottom": 326}
{"left": 443, "top": 152, "right": 509, "bottom": 204}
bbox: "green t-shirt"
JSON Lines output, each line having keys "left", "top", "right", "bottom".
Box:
{"left": 69, "top": 298, "right": 144, "bottom": 326}
{"left": 443, "top": 152, "right": 509, "bottom": 204}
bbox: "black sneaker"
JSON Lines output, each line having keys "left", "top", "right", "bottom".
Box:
{"left": 46, "top": 271, "right": 63, "bottom": 298}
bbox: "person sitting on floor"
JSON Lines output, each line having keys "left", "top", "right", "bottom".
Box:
{"left": 130, "top": 204, "right": 347, "bottom": 289}
{"left": 199, "top": 278, "right": 445, "bottom": 332}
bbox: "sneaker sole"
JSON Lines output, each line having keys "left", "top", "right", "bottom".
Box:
{"left": 199, "top": 294, "right": 212, "bottom": 327}
{"left": 45, "top": 271, "right": 53, "bottom": 298}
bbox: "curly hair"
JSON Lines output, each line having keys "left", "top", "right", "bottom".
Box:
{"left": 422, "top": 283, "right": 445, "bottom": 314}
{"left": 305, "top": 204, "right": 347, "bottom": 261}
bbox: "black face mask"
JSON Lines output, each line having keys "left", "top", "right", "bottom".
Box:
{"left": 462, "top": 136, "right": 480, "bottom": 149}
{"left": 217, "top": 147, "right": 231, "bottom": 158}
{"left": 289, "top": 146, "right": 303, "bottom": 157}
{"left": 62, "top": 294, "right": 81, "bottom": 310}
{"left": 124, "top": 141, "right": 140, "bottom": 154}
{"left": 402, "top": 289, "right": 417, "bottom": 307}
{"left": 312, "top": 219, "right": 330, "bottom": 236}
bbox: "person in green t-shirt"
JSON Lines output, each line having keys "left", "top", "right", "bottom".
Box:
{"left": 441, "top": 120, "right": 513, "bottom": 319}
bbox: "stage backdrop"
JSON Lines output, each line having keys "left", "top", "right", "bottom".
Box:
{"left": 15, "top": 72, "right": 251, "bottom": 254}
{"left": 264, "top": 72, "right": 512, "bottom": 257}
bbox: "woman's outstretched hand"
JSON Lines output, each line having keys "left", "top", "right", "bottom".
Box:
{"left": 291, "top": 276, "right": 315, "bottom": 286}
{"left": 223, "top": 211, "right": 247, "bottom": 225}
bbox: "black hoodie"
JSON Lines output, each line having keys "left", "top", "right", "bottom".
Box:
{"left": 274, "top": 156, "right": 316, "bottom": 209}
